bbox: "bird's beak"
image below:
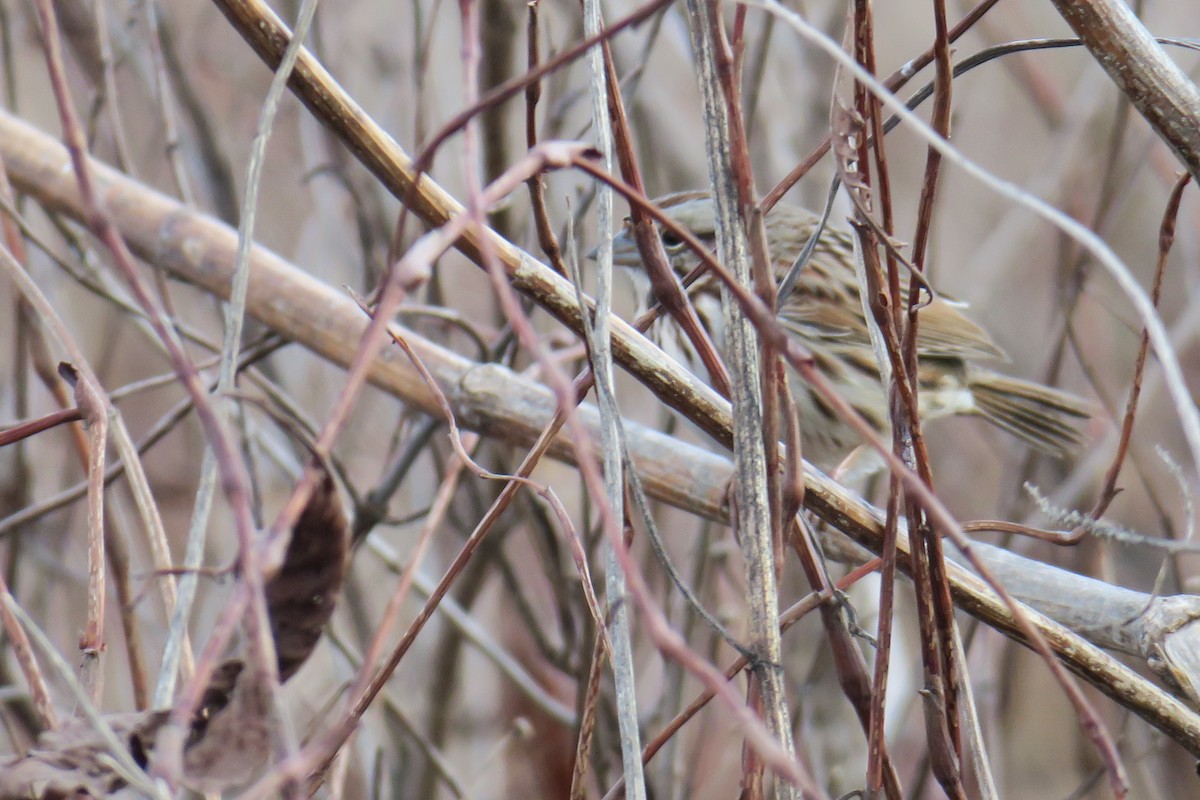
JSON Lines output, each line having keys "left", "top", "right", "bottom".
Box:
{"left": 590, "top": 230, "right": 642, "bottom": 268}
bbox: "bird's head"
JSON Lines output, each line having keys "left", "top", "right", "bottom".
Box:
{"left": 595, "top": 191, "right": 719, "bottom": 280}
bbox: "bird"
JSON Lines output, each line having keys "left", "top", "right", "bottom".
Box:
{"left": 606, "top": 190, "right": 1090, "bottom": 469}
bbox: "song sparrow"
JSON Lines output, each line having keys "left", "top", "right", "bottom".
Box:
{"left": 608, "top": 191, "right": 1089, "bottom": 467}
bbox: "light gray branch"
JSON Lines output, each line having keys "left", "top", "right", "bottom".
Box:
{"left": 681, "top": 4, "right": 801, "bottom": 798}
{"left": 1049, "top": 0, "right": 1200, "bottom": 181}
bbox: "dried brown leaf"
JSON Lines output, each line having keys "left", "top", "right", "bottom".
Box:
{"left": 178, "top": 659, "right": 272, "bottom": 792}
{"left": 0, "top": 660, "right": 270, "bottom": 797}
{"left": 0, "top": 711, "right": 165, "bottom": 799}
{"left": 267, "top": 469, "right": 349, "bottom": 681}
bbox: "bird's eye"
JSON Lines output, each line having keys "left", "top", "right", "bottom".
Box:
{"left": 661, "top": 229, "right": 684, "bottom": 251}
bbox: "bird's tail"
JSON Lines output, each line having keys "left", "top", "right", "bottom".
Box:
{"left": 969, "top": 370, "right": 1090, "bottom": 456}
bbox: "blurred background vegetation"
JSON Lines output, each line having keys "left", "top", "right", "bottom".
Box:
{"left": 2, "top": 0, "right": 1199, "bottom": 797}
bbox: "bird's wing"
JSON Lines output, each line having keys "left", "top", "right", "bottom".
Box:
{"left": 778, "top": 293, "right": 1006, "bottom": 362}
{"left": 914, "top": 298, "right": 1007, "bottom": 361}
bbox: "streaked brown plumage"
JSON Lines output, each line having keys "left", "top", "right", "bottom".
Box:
{"left": 610, "top": 191, "right": 1089, "bottom": 467}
